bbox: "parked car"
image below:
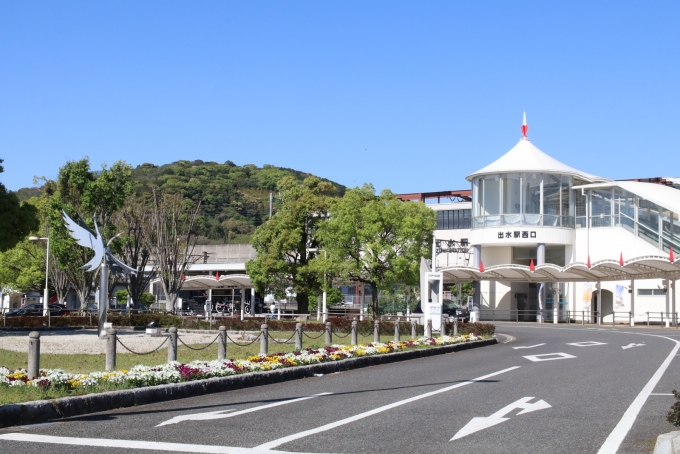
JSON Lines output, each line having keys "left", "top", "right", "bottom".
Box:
{"left": 5, "top": 303, "right": 70, "bottom": 317}
{"left": 413, "top": 299, "right": 470, "bottom": 322}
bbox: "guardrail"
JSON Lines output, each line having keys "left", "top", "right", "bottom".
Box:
{"left": 645, "top": 312, "right": 679, "bottom": 328}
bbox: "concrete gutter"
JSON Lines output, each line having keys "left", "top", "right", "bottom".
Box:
{"left": 0, "top": 337, "right": 496, "bottom": 428}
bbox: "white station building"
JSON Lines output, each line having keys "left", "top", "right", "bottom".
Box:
{"left": 419, "top": 115, "right": 680, "bottom": 327}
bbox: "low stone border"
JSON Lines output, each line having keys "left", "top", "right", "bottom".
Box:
{"left": 0, "top": 337, "right": 496, "bottom": 428}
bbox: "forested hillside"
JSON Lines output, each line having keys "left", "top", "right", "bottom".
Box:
{"left": 18, "top": 160, "right": 346, "bottom": 244}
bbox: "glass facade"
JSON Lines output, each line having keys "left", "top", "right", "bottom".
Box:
{"left": 437, "top": 209, "right": 472, "bottom": 230}
{"left": 472, "top": 173, "right": 574, "bottom": 228}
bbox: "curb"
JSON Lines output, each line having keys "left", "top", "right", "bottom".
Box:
{"left": 0, "top": 338, "right": 497, "bottom": 428}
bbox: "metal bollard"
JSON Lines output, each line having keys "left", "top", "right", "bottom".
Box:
{"left": 411, "top": 319, "right": 417, "bottom": 339}
{"left": 106, "top": 328, "right": 117, "bottom": 371}
{"left": 374, "top": 320, "right": 380, "bottom": 343}
{"left": 351, "top": 320, "right": 358, "bottom": 345}
{"left": 325, "top": 322, "right": 332, "bottom": 345}
{"left": 218, "top": 326, "right": 227, "bottom": 360}
{"left": 394, "top": 320, "right": 400, "bottom": 342}
{"left": 295, "top": 323, "right": 303, "bottom": 350}
{"left": 425, "top": 319, "right": 432, "bottom": 338}
{"left": 441, "top": 316, "right": 447, "bottom": 336}
{"left": 453, "top": 318, "right": 458, "bottom": 336}
{"left": 27, "top": 331, "right": 40, "bottom": 379}
{"left": 168, "top": 327, "right": 178, "bottom": 363}
{"left": 260, "top": 324, "right": 269, "bottom": 355}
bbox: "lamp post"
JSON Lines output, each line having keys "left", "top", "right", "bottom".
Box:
{"left": 308, "top": 248, "right": 328, "bottom": 322}
{"left": 29, "top": 236, "right": 50, "bottom": 316}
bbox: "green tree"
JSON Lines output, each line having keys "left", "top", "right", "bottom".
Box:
{"left": 320, "top": 184, "right": 436, "bottom": 318}
{"left": 246, "top": 176, "right": 336, "bottom": 314}
{"left": 48, "top": 158, "right": 133, "bottom": 310}
{"left": 0, "top": 159, "right": 39, "bottom": 251}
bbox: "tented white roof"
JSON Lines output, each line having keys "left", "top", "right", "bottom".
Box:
{"left": 467, "top": 138, "right": 610, "bottom": 183}
{"left": 439, "top": 255, "right": 680, "bottom": 283}
{"left": 574, "top": 181, "right": 680, "bottom": 215}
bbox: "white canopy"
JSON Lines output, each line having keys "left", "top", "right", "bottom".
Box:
{"left": 467, "top": 138, "right": 609, "bottom": 183}
{"left": 440, "top": 255, "right": 680, "bottom": 283}
{"left": 160, "top": 274, "right": 253, "bottom": 290}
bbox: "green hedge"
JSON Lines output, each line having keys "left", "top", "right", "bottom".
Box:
{"left": 1, "top": 314, "right": 493, "bottom": 338}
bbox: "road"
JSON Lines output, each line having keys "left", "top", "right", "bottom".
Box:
{"left": 1, "top": 324, "right": 680, "bottom": 453}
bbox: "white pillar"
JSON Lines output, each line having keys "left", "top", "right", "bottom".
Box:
{"left": 673, "top": 280, "right": 677, "bottom": 326}
{"left": 277, "top": 300, "right": 281, "bottom": 320}
{"left": 665, "top": 279, "right": 670, "bottom": 328}
{"left": 537, "top": 244, "right": 545, "bottom": 323}
{"left": 630, "top": 279, "right": 635, "bottom": 326}
{"left": 322, "top": 290, "right": 327, "bottom": 323}
{"left": 597, "top": 281, "right": 602, "bottom": 325}
{"left": 553, "top": 286, "right": 559, "bottom": 325}
{"left": 240, "top": 287, "right": 245, "bottom": 320}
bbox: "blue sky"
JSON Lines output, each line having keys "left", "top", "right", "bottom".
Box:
{"left": 2, "top": 1, "right": 679, "bottom": 193}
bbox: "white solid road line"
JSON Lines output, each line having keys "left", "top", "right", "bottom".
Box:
{"left": 0, "top": 433, "right": 302, "bottom": 454}
{"left": 512, "top": 343, "right": 545, "bottom": 349}
{"left": 650, "top": 393, "right": 675, "bottom": 396}
{"left": 598, "top": 335, "right": 680, "bottom": 454}
{"left": 156, "top": 393, "right": 332, "bottom": 426}
{"left": 253, "top": 366, "right": 521, "bottom": 451}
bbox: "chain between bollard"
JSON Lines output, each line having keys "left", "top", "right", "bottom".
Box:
{"left": 268, "top": 331, "right": 297, "bottom": 344}
{"left": 177, "top": 334, "right": 220, "bottom": 351}
{"left": 116, "top": 336, "right": 169, "bottom": 355}
{"left": 302, "top": 330, "right": 326, "bottom": 340}
{"left": 225, "top": 332, "right": 262, "bottom": 347}
{"left": 331, "top": 328, "right": 352, "bottom": 339}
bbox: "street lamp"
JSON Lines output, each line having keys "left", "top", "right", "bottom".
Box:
{"left": 29, "top": 236, "right": 50, "bottom": 316}
{"left": 308, "top": 248, "right": 328, "bottom": 323}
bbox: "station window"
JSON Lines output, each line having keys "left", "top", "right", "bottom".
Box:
{"left": 437, "top": 209, "right": 472, "bottom": 229}
{"left": 638, "top": 289, "right": 667, "bottom": 296}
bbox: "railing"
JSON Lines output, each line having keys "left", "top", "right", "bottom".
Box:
{"left": 477, "top": 309, "right": 608, "bottom": 325}
{"left": 473, "top": 215, "right": 574, "bottom": 229}
{"left": 645, "top": 312, "right": 679, "bottom": 328}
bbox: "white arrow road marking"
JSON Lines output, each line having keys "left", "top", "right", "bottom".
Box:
{"left": 567, "top": 341, "right": 607, "bottom": 347}
{"left": 512, "top": 343, "right": 546, "bottom": 349}
{"left": 523, "top": 352, "right": 576, "bottom": 362}
{"left": 156, "top": 393, "right": 332, "bottom": 427}
{"left": 450, "top": 397, "right": 551, "bottom": 441}
{"left": 622, "top": 343, "right": 645, "bottom": 350}
{"left": 254, "top": 366, "right": 520, "bottom": 450}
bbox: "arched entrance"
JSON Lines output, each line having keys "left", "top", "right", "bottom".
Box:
{"left": 593, "top": 289, "right": 613, "bottom": 321}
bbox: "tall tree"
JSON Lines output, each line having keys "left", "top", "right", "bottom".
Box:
{"left": 114, "top": 193, "right": 157, "bottom": 306}
{"left": 319, "top": 184, "right": 436, "bottom": 318}
{"left": 148, "top": 188, "right": 201, "bottom": 312}
{"left": 246, "top": 176, "right": 336, "bottom": 314}
{"left": 0, "top": 159, "right": 39, "bottom": 251}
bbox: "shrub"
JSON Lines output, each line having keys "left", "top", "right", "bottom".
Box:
{"left": 668, "top": 389, "right": 680, "bottom": 426}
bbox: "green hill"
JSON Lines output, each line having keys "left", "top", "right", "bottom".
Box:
{"left": 18, "top": 160, "right": 346, "bottom": 244}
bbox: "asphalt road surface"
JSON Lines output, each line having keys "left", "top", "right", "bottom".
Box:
{"left": 2, "top": 324, "right": 680, "bottom": 453}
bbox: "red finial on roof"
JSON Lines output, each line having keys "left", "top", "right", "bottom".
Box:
{"left": 479, "top": 260, "right": 485, "bottom": 273}
{"left": 587, "top": 255, "right": 591, "bottom": 268}
{"left": 670, "top": 247, "right": 675, "bottom": 263}
{"left": 530, "top": 259, "right": 535, "bottom": 272}
{"left": 521, "top": 112, "right": 529, "bottom": 138}
{"left": 620, "top": 252, "right": 624, "bottom": 266}
{"left": 215, "top": 271, "right": 219, "bottom": 281}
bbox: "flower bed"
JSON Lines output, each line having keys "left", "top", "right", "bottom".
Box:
{"left": 1, "top": 334, "right": 483, "bottom": 394}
